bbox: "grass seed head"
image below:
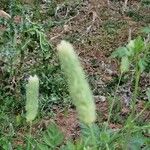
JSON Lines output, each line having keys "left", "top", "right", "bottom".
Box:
{"left": 57, "top": 40, "right": 96, "bottom": 124}
{"left": 26, "top": 75, "right": 39, "bottom": 122}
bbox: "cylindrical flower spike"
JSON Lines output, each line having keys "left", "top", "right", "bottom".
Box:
{"left": 57, "top": 41, "right": 96, "bottom": 124}
{"left": 26, "top": 75, "right": 39, "bottom": 122}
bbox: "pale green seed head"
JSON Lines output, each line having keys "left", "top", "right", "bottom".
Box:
{"left": 57, "top": 41, "right": 96, "bottom": 124}
{"left": 26, "top": 75, "right": 39, "bottom": 122}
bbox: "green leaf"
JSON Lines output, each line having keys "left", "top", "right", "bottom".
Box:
{"left": 141, "top": 27, "right": 150, "bottom": 34}
{"left": 134, "top": 36, "right": 145, "bottom": 54}
{"left": 100, "top": 131, "right": 110, "bottom": 143}
{"left": 43, "top": 134, "right": 54, "bottom": 148}
{"left": 128, "top": 136, "right": 146, "bottom": 150}
{"left": 0, "top": 137, "right": 11, "bottom": 150}
{"left": 36, "top": 143, "right": 50, "bottom": 150}
{"left": 120, "top": 56, "right": 130, "bottom": 73}
{"left": 81, "top": 123, "right": 100, "bottom": 145}
{"left": 111, "top": 47, "right": 128, "bottom": 58}
{"left": 25, "top": 137, "right": 35, "bottom": 150}
{"left": 42, "top": 123, "right": 64, "bottom": 148}
{"left": 138, "top": 59, "right": 147, "bottom": 72}
{"left": 61, "top": 140, "right": 85, "bottom": 150}
{"left": 61, "top": 141, "right": 76, "bottom": 150}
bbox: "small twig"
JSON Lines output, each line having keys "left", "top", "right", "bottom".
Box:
{"left": 50, "top": 24, "right": 70, "bottom": 41}
{"left": 128, "top": 28, "right": 132, "bottom": 42}
{"left": 0, "top": 10, "right": 11, "bottom": 19}
{"left": 65, "top": 7, "right": 69, "bottom": 18}
{"left": 107, "top": 0, "right": 110, "bottom": 7}
{"left": 65, "top": 10, "right": 79, "bottom": 24}
{"left": 145, "top": 34, "right": 150, "bottom": 43}
{"left": 132, "top": 103, "right": 150, "bottom": 122}
{"left": 123, "top": 0, "right": 128, "bottom": 13}
{"left": 86, "top": 11, "right": 100, "bottom": 33}
{"left": 50, "top": 31, "right": 64, "bottom": 41}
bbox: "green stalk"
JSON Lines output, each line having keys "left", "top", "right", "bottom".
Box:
{"left": 29, "top": 122, "right": 32, "bottom": 138}
{"left": 106, "top": 143, "right": 110, "bottom": 150}
{"left": 130, "top": 61, "right": 141, "bottom": 118}
{"left": 125, "top": 57, "right": 141, "bottom": 149}
{"left": 131, "top": 101, "right": 149, "bottom": 122}
{"left": 89, "top": 124, "right": 97, "bottom": 149}
{"left": 106, "top": 73, "right": 122, "bottom": 128}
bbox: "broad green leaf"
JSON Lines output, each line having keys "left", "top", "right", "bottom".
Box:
{"left": 43, "top": 123, "right": 64, "bottom": 148}
{"left": 138, "top": 59, "right": 147, "bottom": 72}
{"left": 120, "top": 56, "right": 130, "bottom": 73}
{"left": 111, "top": 47, "right": 128, "bottom": 58}
{"left": 128, "top": 135, "right": 146, "bottom": 150}
{"left": 43, "top": 134, "right": 54, "bottom": 148}
{"left": 141, "top": 27, "right": 150, "bottom": 34}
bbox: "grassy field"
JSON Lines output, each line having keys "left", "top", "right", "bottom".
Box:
{"left": 0, "top": 0, "right": 150, "bottom": 149}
